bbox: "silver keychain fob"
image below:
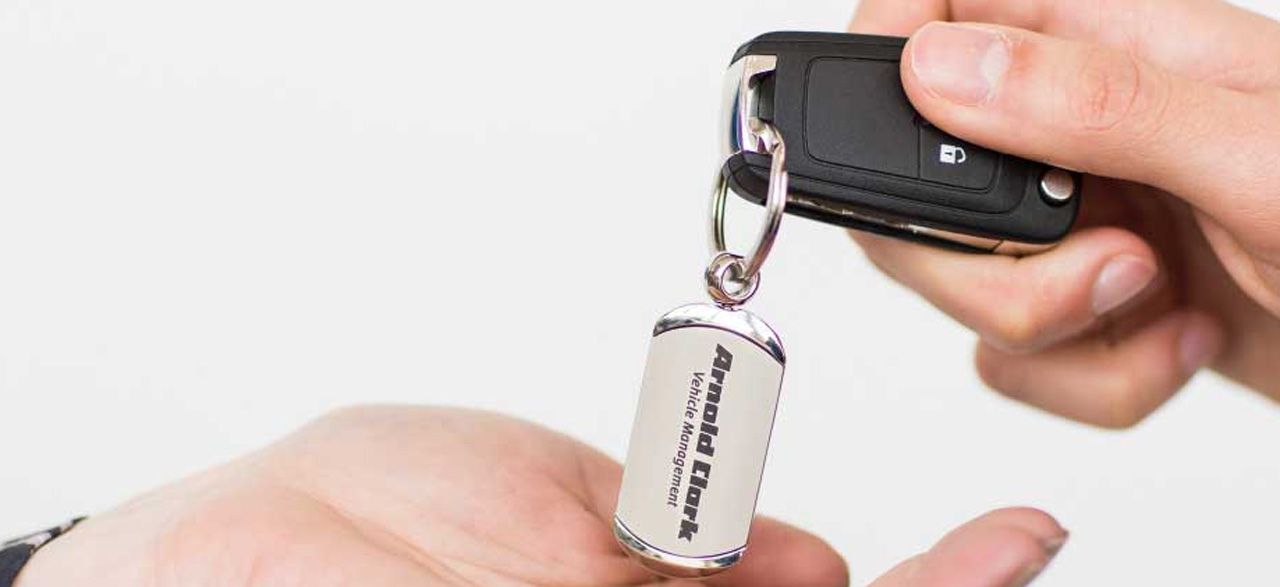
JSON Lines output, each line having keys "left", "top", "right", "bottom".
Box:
{"left": 616, "top": 119, "right": 792, "bottom": 577}
{"left": 615, "top": 304, "right": 785, "bottom": 577}
{"left": 722, "top": 32, "right": 1081, "bottom": 254}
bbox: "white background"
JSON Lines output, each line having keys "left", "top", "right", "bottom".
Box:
{"left": 1, "top": 0, "right": 1278, "bottom": 585}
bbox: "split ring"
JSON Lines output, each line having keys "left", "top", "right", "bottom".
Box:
{"left": 710, "top": 119, "right": 787, "bottom": 284}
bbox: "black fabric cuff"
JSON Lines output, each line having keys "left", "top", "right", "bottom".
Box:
{"left": 0, "top": 519, "right": 85, "bottom": 587}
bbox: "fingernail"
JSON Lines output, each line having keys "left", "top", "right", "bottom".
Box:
{"left": 1011, "top": 533, "right": 1067, "bottom": 587}
{"left": 1178, "top": 315, "right": 1222, "bottom": 376}
{"left": 1010, "top": 562, "right": 1046, "bottom": 587}
{"left": 910, "top": 22, "right": 1011, "bottom": 105}
{"left": 1091, "top": 255, "right": 1157, "bottom": 316}
{"left": 1043, "top": 530, "right": 1069, "bottom": 558}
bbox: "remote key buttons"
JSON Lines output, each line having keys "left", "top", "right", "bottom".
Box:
{"left": 804, "top": 58, "right": 919, "bottom": 178}
{"left": 919, "top": 125, "right": 997, "bottom": 190}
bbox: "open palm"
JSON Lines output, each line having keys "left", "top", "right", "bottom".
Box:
{"left": 19, "top": 406, "right": 1063, "bottom": 587}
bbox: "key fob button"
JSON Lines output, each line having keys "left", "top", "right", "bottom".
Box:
{"left": 1039, "top": 168, "right": 1077, "bottom": 205}
{"left": 804, "top": 58, "right": 918, "bottom": 178}
{"left": 918, "top": 125, "right": 997, "bottom": 190}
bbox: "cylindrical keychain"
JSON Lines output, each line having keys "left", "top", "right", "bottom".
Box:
{"left": 615, "top": 121, "right": 789, "bottom": 578}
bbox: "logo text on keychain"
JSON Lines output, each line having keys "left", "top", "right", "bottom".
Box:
{"left": 666, "top": 345, "right": 735, "bottom": 541}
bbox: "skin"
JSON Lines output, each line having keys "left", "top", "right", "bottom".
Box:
{"left": 15, "top": 406, "right": 1066, "bottom": 587}
{"left": 847, "top": 0, "right": 1280, "bottom": 428}
{"left": 33, "top": 1, "right": 1280, "bottom": 582}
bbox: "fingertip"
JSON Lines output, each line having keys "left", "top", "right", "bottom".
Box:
{"left": 974, "top": 339, "right": 1010, "bottom": 392}
{"left": 904, "top": 22, "right": 1014, "bottom": 107}
{"left": 1177, "top": 311, "right": 1225, "bottom": 377}
{"left": 981, "top": 227, "right": 1157, "bottom": 353}
{"left": 919, "top": 519, "right": 1057, "bottom": 587}
{"left": 755, "top": 518, "right": 850, "bottom": 587}
{"left": 711, "top": 517, "right": 848, "bottom": 587}
{"left": 779, "top": 537, "right": 851, "bottom": 587}
{"left": 1091, "top": 253, "right": 1160, "bottom": 317}
{"left": 868, "top": 509, "right": 1065, "bottom": 587}
{"left": 970, "top": 507, "right": 1068, "bottom": 554}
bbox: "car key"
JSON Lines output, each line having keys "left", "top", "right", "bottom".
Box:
{"left": 721, "top": 31, "right": 1081, "bottom": 254}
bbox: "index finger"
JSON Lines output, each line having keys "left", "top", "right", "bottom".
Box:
{"left": 851, "top": 0, "right": 1280, "bottom": 90}
{"left": 849, "top": 0, "right": 946, "bottom": 35}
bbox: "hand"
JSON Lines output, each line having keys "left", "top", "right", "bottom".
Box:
{"left": 16, "top": 406, "right": 1066, "bottom": 587}
{"left": 847, "top": 0, "right": 1280, "bottom": 427}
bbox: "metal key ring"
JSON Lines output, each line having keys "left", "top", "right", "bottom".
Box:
{"left": 710, "top": 119, "right": 787, "bottom": 286}
{"left": 705, "top": 251, "right": 761, "bottom": 306}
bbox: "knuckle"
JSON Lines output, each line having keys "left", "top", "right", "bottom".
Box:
{"left": 1069, "top": 46, "right": 1146, "bottom": 134}
{"left": 1096, "top": 373, "right": 1155, "bottom": 429}
{"left": 987, "top": 302, "right": 1047, "bottom": 352}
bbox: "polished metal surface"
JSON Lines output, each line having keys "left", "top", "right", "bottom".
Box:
{"left": 614, "top": 517, "right": 746, "bottom": 578}
{"left": 652, "top": 302, "right": 786, "bottom": 364}
{"left": 905, "top": 223, "right": 1002, "bottom": 251}
{"left": 704, "top": 252, "right": 761, "bottom": 306}
{"left": 992, "top": 240, "right": 1056, "bottom": 255}
{"left": 615, "top": 304, "right": 785, "bottom": 575}
{"left": 787, "top": 194, "right": 1056, "bottom": 256}
{"left": 1039, "top": 168, "right": 1077, "bottom": 204}
{"left": 710, "top": 119, "right": 787, "bottom": 294}
{"left": 721, "top": 54, "right": 778, "bottom": 160}
{"left": 720, "top": 58, "right": 746, "bottom": 159}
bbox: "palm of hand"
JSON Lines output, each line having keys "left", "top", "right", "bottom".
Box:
{"left": 161, "top": 407, "right": 646, "bottom": 587}
{"left": 21, "top": 407, "right": 1069, "bottom": 587}
{"left": 22, "top": 407, "right": 847, "bottom": 587}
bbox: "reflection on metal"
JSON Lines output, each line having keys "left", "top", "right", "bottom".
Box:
{"left": 721, "top": 54, "right": 778, "bottom": 159}
{"left": 652, "top": 303, "right": 785, "bottom": 364}
{"left": 613, "top": 516, "right": 746, "bottom": 578}
{"left": 787, "top": 195, "right": 1055, "bottom": 256}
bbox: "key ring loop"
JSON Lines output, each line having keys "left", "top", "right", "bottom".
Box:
{"left": 710, "top": 119, "right": 787, "bottom": 285}
{"left": 705, "top": 251, "right": 761, "bottom": 306}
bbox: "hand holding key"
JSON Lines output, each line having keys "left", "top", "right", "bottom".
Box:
{"left": 848, "top": 0, "right": 1280, "bottom": 427}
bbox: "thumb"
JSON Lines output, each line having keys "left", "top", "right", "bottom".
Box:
{"left": 870, "top": 508, "right": 1067, "bottom": 587}
{"left": 899, "top": 21, "right": 1280, "bottom": 229}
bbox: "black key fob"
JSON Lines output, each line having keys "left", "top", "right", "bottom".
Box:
{"left": 721, "top": 32, "right": 1080, "bottom": 254}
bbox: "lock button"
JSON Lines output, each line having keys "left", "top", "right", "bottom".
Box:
{"left": 918, "top": 125, "right": 997, "bottom": 190}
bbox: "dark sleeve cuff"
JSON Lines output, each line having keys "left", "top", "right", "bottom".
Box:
{"left": 0, "top": 519, "right": 85, "bottom": 587}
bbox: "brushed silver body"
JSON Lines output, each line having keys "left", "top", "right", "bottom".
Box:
{"left": 615, "top": 303, "right": 785, "bottom": 577}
